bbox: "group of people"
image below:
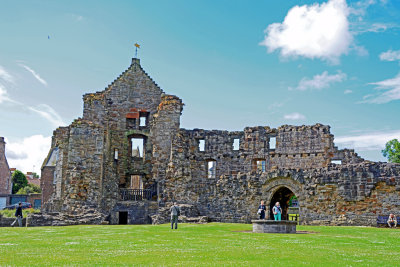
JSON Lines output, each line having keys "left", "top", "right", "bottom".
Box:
{"left": 258, "top": 201, "right": 282, "bottom": 221}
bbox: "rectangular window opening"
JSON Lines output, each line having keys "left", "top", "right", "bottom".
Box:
{"left": 256, "top": 160, "right": 266, "bottom": 172}
{"left": 233, "top": 138, "right": 240, "bottom": 151}
{"left": 207, "top": 161, "right": 216, "bottom": 178}
{"left": 139, "top": 112, "right": 149, "bottom": 127}
{"left": 131, "top": 138, "right": 144, "bottom": 157}
{"left": 331, "top": 159, "right": 342, "bottom": 165}
{"left": 130, "top": 175, "right": 143, "bottom": 190}
{"left": 114, "top": 149, "right": 119, "bottom": 160}
{"left": 126, "top": 118, "right": 136, "bottom": 129}
{"left": 199, "top": 139, "right": 205, "bottom": 152}
{"left": 269, "top": 136, "right": 276, "bottom": 150}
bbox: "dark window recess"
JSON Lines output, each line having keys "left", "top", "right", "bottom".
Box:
{"left": 119, "top": 211, "right": 128, "bottom": 225}
{"left": 126, "top": 118, "right": 136, "bottom": 129}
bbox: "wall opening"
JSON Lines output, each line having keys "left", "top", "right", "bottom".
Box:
{"left": 199, "top": 139, "right": 205, "bottom": 152}
{"left": 269, "top": 187, "right": 299, "bottom": 221}
{"left": 119, "top": 211, "right": 128, "bottom": 225}
{"left": 331, "top": 159, "right": 342, "bottom": 165}
{"left": 207, "top": 160, "right": 216, "bottom": 178}
{"left": 130, "top": 175, "right": 143, "bottom": 190}
{"left": 269, "top": 136, "right": 276, "bottom": 150}
{"left": 126, "top": 118, "right": 136, "bottom": 129}
{"left": 139, "top": 112, "right": 149, "bottom": 127}
{"left": 131, "top": 137, "right": 145, "bottom": 158}
{"left": 252, "top": 159, "right": 266, "bottom": 172}
{"left": 114, "top": 149, "right": 119, "bottom": 160}
{"left": 233, "top": 138, "right": 240, "bottom": 151}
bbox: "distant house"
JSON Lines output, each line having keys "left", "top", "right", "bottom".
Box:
{"left": 26, "top": 172, "right": 41, "bottom": 187}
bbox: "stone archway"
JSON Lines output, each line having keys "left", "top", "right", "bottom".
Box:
{"left": 269, "top": 187, "right": 296, "bottom": 220}
{"left": 262, "top": 177, "right": 303, "bottom": 221}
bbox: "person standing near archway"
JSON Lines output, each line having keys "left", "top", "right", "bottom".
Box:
{"left": 258, "top": 201, "right": 266, "bottom": 219}
{"left": 272, "top": 202, "right": 282, "bottom": 221}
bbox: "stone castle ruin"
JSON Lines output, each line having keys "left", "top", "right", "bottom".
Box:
{"left": 39, "top": 57, "right": 400, "bottom": 226}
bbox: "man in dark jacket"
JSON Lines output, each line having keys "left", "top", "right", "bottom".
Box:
{"left": 170, "top": 202, "right": 180, "bottom": 229}
{"left": 11, "top": 202, "right": 23, "bottom": 227}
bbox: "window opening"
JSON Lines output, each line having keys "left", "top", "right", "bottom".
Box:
{"left": 114, "top": 149, "right": 119, "bottom": 160}
{"left": 139, "top": 112, "right": 149, "bottom": 127}
{"left": 207, "top": 161, "right": 216, "bottom": 178}
{"left": 331, "top": 159, "right": 342, "bottom": 165}
{"left": 233, "top": 138, "right": 240, "bottom": 150}
{"left": 130, "top": 175, "right": 143, "bottom": 190}
{"left": 256, "top": 160, "right": 266, "bottom": 172}
{"left": 126, "top": 118, "right": 136, "bottom": 129}
{"left": 199, "top": 139, "right": 205, "bottom": 152}
{"left": 131, "top": 138, "right": 144, "bottom": 157}
{"left": 269, "top": 136, "right": 276, "bottom": 150}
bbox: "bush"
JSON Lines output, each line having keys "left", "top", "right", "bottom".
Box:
{"left": 0, "top": 208, "right": 40, "bottom": 218}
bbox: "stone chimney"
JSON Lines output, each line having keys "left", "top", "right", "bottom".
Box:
{"left": 0, "top": 137, "right": 12, "bottom": 194}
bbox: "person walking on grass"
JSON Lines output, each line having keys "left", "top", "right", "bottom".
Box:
{"left": 11, "top": 202, "right": 23, "bottom": 227}
{"left": 272, "top": 202, "right": 282, "bottom": 221}
{"left": 170, "top": 202, "right": 180, "bottom": 229}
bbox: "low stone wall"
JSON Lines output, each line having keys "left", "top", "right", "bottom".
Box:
{"left": 0, "top": 214, "right": 26, "bottom": 227}
{"left": 252, "top": 220, "right": 297, "bottom": 233}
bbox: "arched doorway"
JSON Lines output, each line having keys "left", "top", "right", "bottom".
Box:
{"left": 269, "top": 187, "right": 298, "bottom": 220}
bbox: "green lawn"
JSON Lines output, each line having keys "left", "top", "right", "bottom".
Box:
{"left": 0, "top": 223, "right": 399, "bottom": 266}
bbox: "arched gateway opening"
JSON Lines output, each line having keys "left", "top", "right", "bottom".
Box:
{"left": 269, "top": 187, "right": 299, "bottom": 221}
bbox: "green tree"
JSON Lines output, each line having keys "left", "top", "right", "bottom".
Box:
{"left": 16, "top": 183, "right": 42, "bottom": 194}
{"left": 382, "top": 139, "right": 400, "bottom": 163}
{"left": 11, "top": 170, "right": 28, "bottom": 194}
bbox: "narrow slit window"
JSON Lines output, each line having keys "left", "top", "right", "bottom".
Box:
{"left": 114, "top": 149, "right": 119, "bottom": 160}
{"left": 207, "top": 161, "right": 216, "bottom": 178}
{"left": 331, "top": 160, "right": 342, "bottom": 165}
{"left": 233, "top": 138, "right": 240, "bottom": 150}
{"left": 139, "top": 116, "right": 146, "bottom": 126}
{"left": 199, "top": 139, "right": 205, "bottom": 152}
{"left": 131, "top": 138, "right": 144, "bottom": 157}
{"left": 269, "top": 136, "right": 276, "bottom": 150}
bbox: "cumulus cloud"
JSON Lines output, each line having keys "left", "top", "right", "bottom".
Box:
{"left": 379, "top": 50, "right": 400, "bottom": 62}
{"left": 284, "top": 112, "right": 306, "bottom": 120}
{"left": 290, "top": 71, "right": 347, "bottom": 91}
{"left": 362, "top": 73, "right": 400, "bottom": 104}
{"left": 19, "top": 63, "right": 48, "bottom": 86}
{"left": 5, "top": 135, "right": 51, "bottom": 173}
{"left": 28, "top": 104, "right": 66, "bottom": 127}
{"left": 260, "top": 0, "right": 352, "bottom": 64}
{"left": 335, "top": 129, "right": 400, "bottom": 151}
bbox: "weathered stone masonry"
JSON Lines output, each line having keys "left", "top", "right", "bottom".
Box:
{"left": 40, "top": 57, "right": 400, "bottom": 226}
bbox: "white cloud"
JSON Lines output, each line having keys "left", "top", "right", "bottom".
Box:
{"left": 290, "top": 71, "right": 347, "bottom": 91}
{"left": 363, "top": 73, "right": 400, "bottom": 103}
{"left": 284, "top": 112, "right": 306, "bottom": 120}
{"left": 344, "top": 89, "right": 353, "bottom": 94}
{"left": 28, "top": 104, "right": 66, "bottom": 127}
{"left": 5, "top": 135, "right": 51, "bottom": 174}
{"left": 19, "top": 64, "right": 48, "bottom": 86}
{"left": 0, "top": 65, "right": 15, "bottom": 84}
{"left": 260, "top": 0, "right": 352, "bottom": 64}
{"left": 379, "top": 50, "right": 400, "bottom": 62}
{"left": 335, "top": 129, "right": 400, "bottom": 151}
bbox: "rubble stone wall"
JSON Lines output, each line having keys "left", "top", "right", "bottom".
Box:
{"left": 0, "top": 137, "right": 12, "bottom": 195}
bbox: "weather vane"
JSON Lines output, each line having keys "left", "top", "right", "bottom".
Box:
{"left": 134, "top": 43, "right": 140, "bottom": 58}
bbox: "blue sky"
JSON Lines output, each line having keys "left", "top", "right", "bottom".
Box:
{"left": 0, "top": 0, "right": 399, "bottom": 173}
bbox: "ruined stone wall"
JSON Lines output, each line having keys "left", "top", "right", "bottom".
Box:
{"left": 0, "top": 137, "right": 12, "bottom": 195}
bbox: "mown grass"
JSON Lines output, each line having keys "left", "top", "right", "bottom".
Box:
{"left": 0, "top": 223, "right": 399, "bottom": 266}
